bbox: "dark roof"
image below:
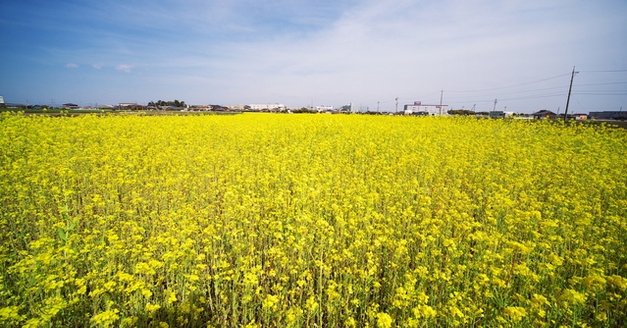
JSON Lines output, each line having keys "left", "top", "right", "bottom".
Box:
{"left": 532, "top": 110, "right": 556, "bottom": 116}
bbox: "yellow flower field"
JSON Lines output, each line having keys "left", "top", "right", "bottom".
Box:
{"left": 0, "top": 113, "right": 626, "bottom": 327}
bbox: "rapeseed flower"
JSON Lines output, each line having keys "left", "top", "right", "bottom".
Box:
{"left": 0, "top": 113, "right": 625, "bottom": 327}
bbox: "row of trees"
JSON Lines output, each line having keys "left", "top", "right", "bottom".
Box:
{"left": 448, "top": 109, "right": 490, "bottom": 116}
{"left": 150, "top": 100, "right": 187, "bottom": 108}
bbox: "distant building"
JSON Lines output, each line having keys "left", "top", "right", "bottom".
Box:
{"left": 489, "top": 111, "right": 505, "bottom": 119}
{"left": 316, "top": 105, "right": 334, "bottom": 112}
{"left": 340, "top": 103, "right": 358, "bottom": 113}
{"left": 588, "top": 111, "right": 627, "bottom": 120}
{"left": 188, "top": 105, "right": 212, "bottom": 111}
{"left": 227, "top": 104, "right": 247, "bottom": 111}
{"left": 63, "top": 103, "right": 79, "bottom": 109}
{"left": 404, "top": 101, "right": 448, "bottom": 115}
{"left": 532, "top": 110, "right": 557, "bottom": 119}
{"left": 0, "top": 95, "right": 4, "bottom": 104}
{"left": 573, "top": 113, "right": 588, "bottom": 120}
{"left": 117, "top": 102, "right": 139, "bottom": 110}
{"left": 249, "top": 103, "right": 285, "bottom": 111}
{"left": 489, "top": 111, "right": 514, "bottom": 118}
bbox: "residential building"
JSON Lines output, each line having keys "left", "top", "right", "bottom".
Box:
{"left": 588, "top": 111, "right": 627, "bottom": 120}
{"left": 63, "top": 103, "right": 79, "bottom": 109}
{"left": 532, "top": 110, "right": 557, "bottom": 119}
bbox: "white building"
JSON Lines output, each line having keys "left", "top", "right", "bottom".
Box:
{"left": 249, "top": 103, "right": 285, "bottom": 111}
{"left": 316, "top": 105, "right": 334, "bottom": 111}
{"left": 0, "top": 96, "right": 4, "bottom": 104}
{"left": 404, "top": 101, "right": 448, "bottom": 115}
{"left": 227, "top": 104, "right": 247, "bottom": 111}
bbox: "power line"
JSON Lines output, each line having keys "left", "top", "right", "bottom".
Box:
{"left": 576, "top": 81, "right": 627, "bottom": 87}
{"left": 448, "top": 73, "right": 570, "bottom": 93}
{"left": 579, "top": 70, "right": 627, "bottom": 73}
{"left": 444, "top": 86, "right": 567, "bottom": 101}
{"left": 441, "top": 92, "right": 567, "bottom": 104}
{"left": 574, "top": 92, "right": 627, "bottom": 96}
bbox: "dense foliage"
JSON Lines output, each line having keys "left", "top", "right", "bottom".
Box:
{"left": 152, "top": 100, "right": 187, "bottom": 108}
{"left": 1, "top": 113, "right": 626, "bottom": 327}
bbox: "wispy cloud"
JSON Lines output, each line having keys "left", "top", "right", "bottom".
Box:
{"left": 65, "top": 63, "right": 79, "bottom": 68}
{"left": 92, "top": 63, "right": 104, "bottom": 69}
{"left": 115, "top": 64, "right": 132, "bottom": 73}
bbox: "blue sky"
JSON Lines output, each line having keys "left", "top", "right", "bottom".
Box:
{"left": 1, "top": 0, "right": 626, "bottom": 113}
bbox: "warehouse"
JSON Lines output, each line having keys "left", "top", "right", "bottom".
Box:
{"left": 403, "top": 101, "right": 448, "bottom": 115}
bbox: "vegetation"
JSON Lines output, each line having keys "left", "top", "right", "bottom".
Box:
{"left": 1, "top": 113, "right": 626, "bottom": 327}
{"left": 152, "top": 100, "right": 187, "bottom": 108}
{"left": 447, "top": 110, "right": 476, "bottom": 116}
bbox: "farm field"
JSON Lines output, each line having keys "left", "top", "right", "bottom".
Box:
{"left": 1, "top": 113, "right": 626, "bottom": 327}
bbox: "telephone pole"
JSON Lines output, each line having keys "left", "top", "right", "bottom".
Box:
{"left": 564, "top": 66, "right": 578, "bottom": 122}
{"left": 439, "top": 90, "right": 443, "bottom": 115}
{"left": 395, "top": 97, "right": 398, "bottom": 114}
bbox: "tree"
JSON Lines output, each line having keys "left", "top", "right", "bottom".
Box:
{"left": 448, "top": 109, "right": 475, "bottom": 116}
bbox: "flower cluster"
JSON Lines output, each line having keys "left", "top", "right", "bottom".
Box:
{"left": 1, "top": 113, "right": 626, "bottom": 327}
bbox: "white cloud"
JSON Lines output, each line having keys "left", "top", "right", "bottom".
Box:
{"left": 12, "top": 0, "right": 623, "bottom": 111}
{"left": 65, "top": 63, "right": 78, "bottom": 68}
{"left": 191, "top": 0, "right": 622, "bottom": 110}
{"left": 115, "top": 64, "right": 132, "bottom": 73}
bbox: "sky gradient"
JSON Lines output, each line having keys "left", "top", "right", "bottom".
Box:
{"left": 1, "top": 0, "right": 626, "bottom": 113}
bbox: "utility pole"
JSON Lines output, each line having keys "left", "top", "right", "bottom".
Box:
{"left": 564, "top": 66, "right": 578, "bottom": 122}
{"left": 395, "top": 98, "right": 398, "bottom": 114}
{"left": 493, "top": 99, "right": 498, "bottom": 111}
{"left": 377, "top": 101, "right": 380, "bottom": 112}
{"left": 439, "top": 90, "right": 443, "bottom": 115}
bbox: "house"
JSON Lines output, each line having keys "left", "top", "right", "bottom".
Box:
{"left": 532, "top": 110, "right": 557, "bottom": 119}
{"left": 489, "top": 111, "right": 505, "bottom": 119}
{"left": 489, "top": 111, "right": 515, "bottom": 119}
{"left": 189, "top": 105, "right": 212, "bottom": 111}
{"left": 227, "top": 104, "right": 247, "bottom": 111}
{"left": 209, "top": 105, "right": 229, "bottom": 111}
{"left": 573, "top": 113, "right": 588, "bottom": 120}
{"left": 117, "top": 103, "right": 139, "bottom": 110}
{"left": 63, "top": 103, "right": 79, "bottom": 109}
{"left": 588, "top": 111, "right": 627, "bottom": 120}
